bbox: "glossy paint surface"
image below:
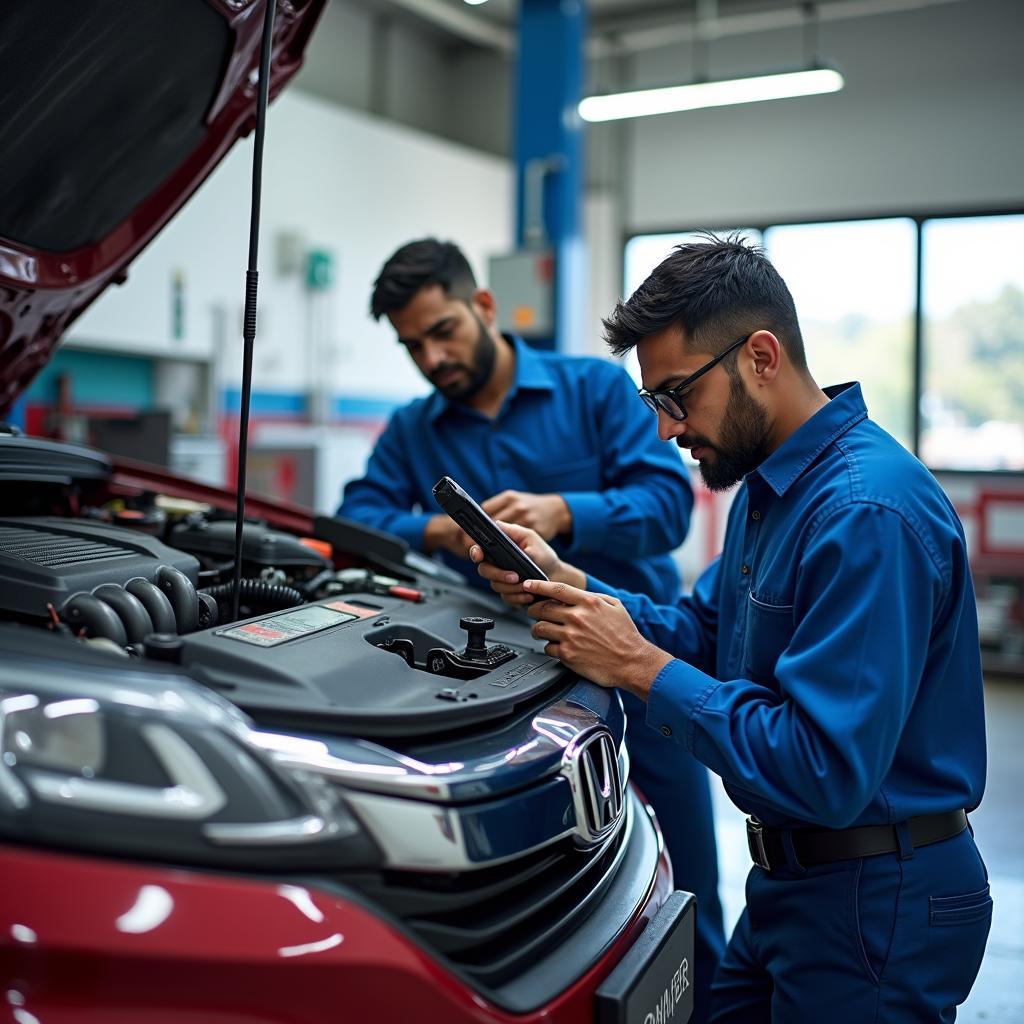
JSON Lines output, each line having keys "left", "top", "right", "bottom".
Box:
{"left": 0, "top": 827, "right": 671, "bottom": 1023}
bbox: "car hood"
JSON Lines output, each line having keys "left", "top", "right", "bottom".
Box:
{"left": 0, "top": 0, "right": 326, "bottom": 417}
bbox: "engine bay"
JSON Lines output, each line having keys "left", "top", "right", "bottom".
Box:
{"left": 0, "top": 430, "right": 563, "bottom": 737}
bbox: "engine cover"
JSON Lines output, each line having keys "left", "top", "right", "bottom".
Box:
{"left": 0, "top": 517, "right": 198, "bottom": 618}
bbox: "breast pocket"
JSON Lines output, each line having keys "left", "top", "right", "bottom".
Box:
{"left": 742, "top": 593, "right": 794, "bottom": 683}
{"left": 532, "top": 455, "right": 601, "bottom": 491}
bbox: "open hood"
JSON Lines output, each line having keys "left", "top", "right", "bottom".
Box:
{"left": 0, "top": 0, "right": 326, "bottom": 417}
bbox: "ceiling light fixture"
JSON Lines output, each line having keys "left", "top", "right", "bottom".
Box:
{"left": 578, "top": 67, "right": 844, "bottom": 123}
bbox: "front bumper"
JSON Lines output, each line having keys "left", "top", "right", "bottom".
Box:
{"left": 0, "top": 791, "right": 672, "bottom": 1024}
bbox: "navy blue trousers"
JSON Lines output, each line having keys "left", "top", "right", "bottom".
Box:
{"left": 708, "top": 826, "right": 992, "bottom": 1023}
{"left": 622, "top": 693, "right": 726, "bottom": 1024}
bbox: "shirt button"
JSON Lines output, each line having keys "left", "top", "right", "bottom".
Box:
{"left": 751, "top": 510, "right": 761, "bottom": 521}
{"left": 660, "top": 724, "right": 672, "bottom": 737}
{"left": 741, "top": 564, "right": 750, "bottom": 575}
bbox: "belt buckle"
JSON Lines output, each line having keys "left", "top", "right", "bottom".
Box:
{"left": 746, "top": 816, "right": 772, "bottom": 871}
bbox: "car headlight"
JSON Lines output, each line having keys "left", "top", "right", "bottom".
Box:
{"left": 0, "top": 645, "right": 379, "bottom": 870}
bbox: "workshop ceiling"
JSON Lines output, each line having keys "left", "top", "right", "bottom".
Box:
{"left": 361, "top": 0, "right": 969, "bottom": 54}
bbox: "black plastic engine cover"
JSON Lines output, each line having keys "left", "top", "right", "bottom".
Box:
{"left": 170, "top": 519, "right": 330, "bottom": 570}
{"left": 178, "top": 585, "right": 566, "bottom": 737}
{"left": 0, "top": 433, "right": 111, "bottom": 484}
{"left": 0, "top": 517, "right": 199, "bottom": 618}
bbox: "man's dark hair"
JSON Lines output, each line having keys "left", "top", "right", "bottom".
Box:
{"left": 370, "top": 238, "right": 478, "bottom": 320}
{"left": 603, "top": 232, "right": 807, "bottom": 372}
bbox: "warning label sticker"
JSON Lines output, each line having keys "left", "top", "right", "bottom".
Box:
{"left": 219, "top": 604, "right": 358, "bottom": 646}
{"left": 324, "top": 600, "right": 380, "bottom": 619}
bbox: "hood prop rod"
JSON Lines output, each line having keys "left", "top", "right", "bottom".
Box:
{"left": 232, "top": 0, "right": 277, "bottom": 622}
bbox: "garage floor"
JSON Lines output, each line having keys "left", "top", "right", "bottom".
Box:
{"left": 709, "top": 675, "right": 1024, "bottom": 1021}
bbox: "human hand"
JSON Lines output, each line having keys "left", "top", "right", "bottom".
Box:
{"left": 468, "top": 520, "right": 582, "bottom": 608}
{"left": 423, "top": 513, "right": 474, "bottom": 559}
{"left": 481, "top": 490, "right": 571, "bottom": 541}
{"left": 521, "top": 578, "right": 672, "bottom": 698}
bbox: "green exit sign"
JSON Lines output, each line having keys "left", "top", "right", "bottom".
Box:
{"left": 306, "top": 249, "right": 334, "bottom": 291}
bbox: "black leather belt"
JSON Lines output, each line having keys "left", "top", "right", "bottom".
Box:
{"left": 746, "top": 809, "right": 968, "bottom": 871}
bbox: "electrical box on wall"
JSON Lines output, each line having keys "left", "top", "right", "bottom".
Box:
{"left": 488, "top": 249, "right": 555, "bottom": 339}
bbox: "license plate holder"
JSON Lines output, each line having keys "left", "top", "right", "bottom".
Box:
{"left": 595, "top": 890, "right": 696, "bottom": 1024}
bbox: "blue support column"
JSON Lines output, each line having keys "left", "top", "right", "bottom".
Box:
{"left": 514, "top": 0, "right": 586, "bottom": 353}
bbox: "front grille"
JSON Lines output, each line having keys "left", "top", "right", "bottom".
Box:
{"left": 0, "top": 525, "right": 133, "bottom": 568}
{"left": 348, "top": 816, "right": 629, "bottom": 988}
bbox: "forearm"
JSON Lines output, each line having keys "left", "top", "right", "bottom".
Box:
{"left": 563, "top": 484, "right": 690, "bottom": 557}
{"left": 585, "top": 573, "right": 716, "bottom": 672}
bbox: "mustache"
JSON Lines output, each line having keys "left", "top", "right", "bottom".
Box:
{"left": 677, "top": 436, "right": 714, "bottom": 451}
{"left": 430, "top": 364, "right": 465, "bottom": 382}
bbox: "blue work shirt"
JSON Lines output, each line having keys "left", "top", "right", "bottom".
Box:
{"left": 339, "top": 336, "right": 694, "bottom": 602}
{"left": 590, "top": 383, "right": 986, "bottom": 830}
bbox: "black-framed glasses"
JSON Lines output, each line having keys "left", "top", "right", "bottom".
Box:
{"left": 638, "top": 333, "right": 751, "bottom": 421}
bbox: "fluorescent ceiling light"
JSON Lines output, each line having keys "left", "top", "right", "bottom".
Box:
{"left": 578, "top": 68, "right": 844, "bottom": 123}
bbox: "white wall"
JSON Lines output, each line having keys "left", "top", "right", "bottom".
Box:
{"left": 290, "top": 0, "right": 376, "bottom": 114}
{"left": 69, "top": 90, "right": 514, "bottom": 406}
{"left": 292, "top": 0, "right": 510, "bottom": 158}
{"left": 617, "top": 0, "right": 1024, "bottom": 231}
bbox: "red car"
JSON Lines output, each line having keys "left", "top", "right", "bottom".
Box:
{"left": 0, "top": 3, "right": 693, "bottom": 1022}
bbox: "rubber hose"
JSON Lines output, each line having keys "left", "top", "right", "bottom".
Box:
{"left": 200, "top": 579, "right": 303, "bottom": 616}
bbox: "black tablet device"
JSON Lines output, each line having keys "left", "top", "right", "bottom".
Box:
{"left": 432, "top": 476, "right": 549, "bottom": 583}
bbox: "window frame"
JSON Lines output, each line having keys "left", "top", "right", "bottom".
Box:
{"left": 621, "top": 205, "right": 1024, "bottom": 478}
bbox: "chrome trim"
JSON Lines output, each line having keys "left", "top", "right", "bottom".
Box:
{"left": 561, "top": 726, "right": 624, "bottom": 847}
{"left": 203, "top": 813, "right": 358, "bottom": 845}
{"left": 746, "top": 816, "right": 772, "bottom": 870}
{"left": 248, "top": 682, "right": 626, "bottom": 803}
{"left": 338, "top": 713, "right": 632, "bottom": 871}
{"left": 344, "top": 777, "right": 627, "bottom": 872}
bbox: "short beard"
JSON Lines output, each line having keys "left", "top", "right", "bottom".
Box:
{"left": 696, "top": 373, "right": 772, "bottom": 492}
{"left": 435, "top": 312, "right": 497, "bottom": 402}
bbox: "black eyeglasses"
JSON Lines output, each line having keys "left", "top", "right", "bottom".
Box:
{"left": 638, "top": 333, "right": 751, "bottom": 421}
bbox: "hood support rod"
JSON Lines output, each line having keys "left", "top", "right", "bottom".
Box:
{"left": 232, "top": 0, "right": 277, "bottom": 622}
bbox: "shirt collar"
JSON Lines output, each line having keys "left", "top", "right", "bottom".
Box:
{"left": 752, "top": 381, "right": 868, "bottom": 497}
{"left": 425, "top": 334, "right": 554, "bottom": 423}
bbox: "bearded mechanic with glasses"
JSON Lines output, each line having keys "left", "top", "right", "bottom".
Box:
{"left": 472, "top": 235, "right": 991, "bottom": 1023}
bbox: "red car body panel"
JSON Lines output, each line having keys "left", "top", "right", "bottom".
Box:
{"left": 0, "top": 839, "right": 672, "bottom": 1024}
{"left": 0, "top": 0, "right": 327, "bottom": 417}
{"left": 110, "top": 456, "right": 319, "bottom": 538}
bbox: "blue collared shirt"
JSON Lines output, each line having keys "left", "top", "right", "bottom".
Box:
{"left": 338, "top": 336, "right": 694, "bottom": 602}
{"left": 590, "top": 383, "right": 986, "bottom": 829}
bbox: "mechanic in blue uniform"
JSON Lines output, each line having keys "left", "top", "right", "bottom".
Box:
{"left": 339, "top": 238, "right": 726, "bottom": 1020}
{"left": 472, "top": 235, "right": 992, "bottom": 1022}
